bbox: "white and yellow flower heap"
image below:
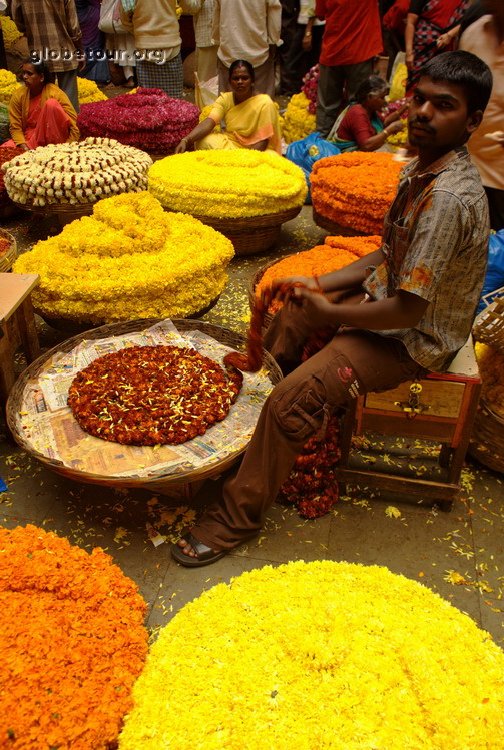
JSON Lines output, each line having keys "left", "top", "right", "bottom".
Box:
{"left": 0, "top": 68, "right": 20, "bottom": 105}
{"left": 118, "top": 561, "right": 504, "bottom": 750}
{"left": 2, "top": 137, "right": 152, "bottom": 206}
{"left": 13, "top": 191, "right": 234, "bottom": 323}
{"left": 148, "top": 150, "right": 307, "bottom": 219}
{"left": 77, "top": 77, "right": 108, "bottom": 105}
{"left": 282, "top": 92, "right": 316, "bottom": 145}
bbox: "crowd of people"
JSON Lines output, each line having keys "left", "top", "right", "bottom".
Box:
{"left": 0, "top": 1, "right": 503, "bottom": 564}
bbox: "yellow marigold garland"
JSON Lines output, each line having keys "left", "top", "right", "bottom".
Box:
{"left": 0, "top": 524, "right": 148, "bottom": 750}
{"left": 0, "top": 68, "right": 20, "bottom": 105}
{"left": 282, "top": 92, "right": 316, "bottom": 144}
{"left": 77, "top": 76, "right": 108, "bottom": 105}
{"left": 311, "top": 152, "right": 402, "bottom": 234}
{"left": 148, "top": 150, "right": 307, "bottom": 219}
{"left": 13, "top": 191, "right": 234, "bottom": 323}
{"left": 118, "top": 560, "right": 504, "bottom": 750}
{"left": 0, "top": 15, "right": 22, "bottom": 47}
{"left": 474, "top": 342, "right": 504, "bottom": 418}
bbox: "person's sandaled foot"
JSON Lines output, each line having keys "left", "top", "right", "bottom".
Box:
{"left": 171, "top": 531, "right": 226, "bottom": 568}
{"left": 124, "top": 76, "right": 136, "bottom": 88}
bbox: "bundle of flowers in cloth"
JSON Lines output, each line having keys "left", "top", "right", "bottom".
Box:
{"left": 0, "top": 524, "right": 148, "bottom": 750}
{"left": 311, "top": 151, "right": 402, "bottom": 235}
{"left": 384, "top": 61, "right": 409, "bottom": 148}
{"left": 0, "top": 68, "right": 19, "bottom": 105}
{"left": 282, "top": 65, "right": 318, "bottom": 144}
{"left": 149, "top": 150, "right": 306, "bottom": 218}
{"left": 77, "top": 76, "right": 107, "bottom": 105}
{"left": 12, "top": 191, "right": 234, "bottom": 323}
{"left": 118, "top": 560, "right": 504, "bottom": 750}
{"left": 2, "top": 137, "right": 152, "bottom": 207}
{"left": 78, "top": 89, "right": 199, "bottom": 155}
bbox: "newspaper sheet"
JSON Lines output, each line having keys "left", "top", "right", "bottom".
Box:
{"left": 17, "top": 320, "right": 274, "bottom": 480}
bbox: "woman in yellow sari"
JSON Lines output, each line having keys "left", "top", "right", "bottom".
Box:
{"left": 175, "top": 60, "right": 281, "bottom": 154}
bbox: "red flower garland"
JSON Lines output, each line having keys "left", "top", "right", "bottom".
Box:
{"left": 279, "top": 416, "right": 341, "bottom": 518}
{"left": 77, "top": 88, "right": 199, "bottom": 154}
{"left": 68, "top": 345, "right": 243, "bottom": 446}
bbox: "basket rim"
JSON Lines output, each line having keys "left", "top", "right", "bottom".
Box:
{"left": 0, "top": 228, "right": 18, "bottom": 271}
{"left": 188, "top": 204, "right": 302, "bottom": 230}
{"left": 13, "top": 199, "right": 95, "bottom": 214}
{"left": 6, "top": 318, "right": 282, "bottom": 488}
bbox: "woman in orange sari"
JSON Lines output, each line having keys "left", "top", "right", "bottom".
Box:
{"left": 3, "top": 61, "right": 79, "bottom": 151}
{"left": 175, "top": 60, "right": 281, "bottom": 155}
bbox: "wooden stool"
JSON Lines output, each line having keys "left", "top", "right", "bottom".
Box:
{"left": 0, "top": 273, "right": 40, "bottom": 404}
{"left": 335, "top": 337, "right": 481, "bottom": 511}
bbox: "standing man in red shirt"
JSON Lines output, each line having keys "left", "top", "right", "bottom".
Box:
{"left": 315, "top": 0, "right": 383, "bottom": 136}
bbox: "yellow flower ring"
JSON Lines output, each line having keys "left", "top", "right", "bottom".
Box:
{"left": 311, "top": 152, "right": 402, "bottom": 235}
{"left": 0, "top": 525, "right": 148, "bottom": 750}
{"left": 118, "top": 561, "right": 504, "bottom": 750}
{"left": 13, "top": 192, "right": 234, "bottom": 323}
{"left": 148, "top": 150, "right": 307, "bottom": 219}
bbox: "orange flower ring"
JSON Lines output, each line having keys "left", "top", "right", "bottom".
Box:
{"left": 68, "top": 345, "right": 243, "bottom": 445}
{"left": 0, "top": 525, "right": 148, "bottom": 749}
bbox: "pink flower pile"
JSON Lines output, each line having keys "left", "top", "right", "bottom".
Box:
{"left": 77, "top": 88, "right": 200, "bottom": 154}
{"left": 301, "top": 65, "right": 319, "bottom": 115}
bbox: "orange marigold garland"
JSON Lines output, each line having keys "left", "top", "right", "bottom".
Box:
{"left": 311, "top": 152, "right": 402, "bottom": 234}
{"left": 68, "top": 345, "right": 243, "bottom": 446}
{"left": 256, "top": 235, "right": 381, "bottom": 314}
{"left": 0, "top": 524, "right": 148, "bottom": 750}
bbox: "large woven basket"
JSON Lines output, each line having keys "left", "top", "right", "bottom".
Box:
{"left": 14, "top": 199, "right": 94, "bottom": 227}
{"left": 312, "top": 208, "right": 363, "bottom": 237}
{"left": 6, "top": 318, "right": 283, "bottom": 490}
{"left": 191, "top": 205, "right": 302, "bottom": 256}
{"left": 468, "top": 399, "right": 504, "bottom": 473}
{"left": 473, "top": 286, "right": 504, "bottom": 350}
{"left": 0, "top": 228, "right": 18, "bottom": 272}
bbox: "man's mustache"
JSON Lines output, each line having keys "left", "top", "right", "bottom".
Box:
{"left": 408, "top": 119, "right": 436, "bottom": 134}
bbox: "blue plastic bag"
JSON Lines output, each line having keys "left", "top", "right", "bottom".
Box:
{"left": 478, "top": 230, "right": 504, "bottom": 312}
{"left": 285, "top": 133, "right": 340, "bottom": 204}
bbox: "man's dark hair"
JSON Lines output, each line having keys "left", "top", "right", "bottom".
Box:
{"left": 229, "top": 59, "right": 255, "bottom": 81}
{"left": 418, "top": 51, "right": 492, "bottom": 114}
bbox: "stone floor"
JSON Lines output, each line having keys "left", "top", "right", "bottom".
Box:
{"left": 1, "top": 204, "right": 503, "bottom": 647}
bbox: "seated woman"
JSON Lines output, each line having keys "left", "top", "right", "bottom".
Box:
{"left": 327, "top": 75, "right": 407, "bottom": 152}
{"left": 2, "top": 61, "right": 79, "bottom": 151}
{"left": 175, "top": 59, "right": 281, "bottom": 154}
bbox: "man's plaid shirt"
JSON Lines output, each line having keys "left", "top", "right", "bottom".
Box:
{"left": 11, "top": 0, "right": 82, "bottom": 72}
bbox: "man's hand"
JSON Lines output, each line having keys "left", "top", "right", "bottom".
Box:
{"left": 268, "top": 275, "right": 321, "bottom": 304}
{"left": 294, "top": 288, "right": 335, "bottom": 327}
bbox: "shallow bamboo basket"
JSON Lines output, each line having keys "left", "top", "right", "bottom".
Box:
{"left": 191, "top": 205, "right": 302, "bottom": 256}
{"left": 7, "top": 318, "right": 282, "bottom": 491}
{"left": 0, "top": 228, "right": 18, "bottom": 272}
{"left": 468, "top": 399, "right": 504, "bottom": 473}
{"left": 472, "top": 286, "right": 504, "bottom": 351}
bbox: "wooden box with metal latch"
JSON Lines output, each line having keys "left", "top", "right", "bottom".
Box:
{"left": 334, "top": 336, "right": 481, "bottom": 511}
